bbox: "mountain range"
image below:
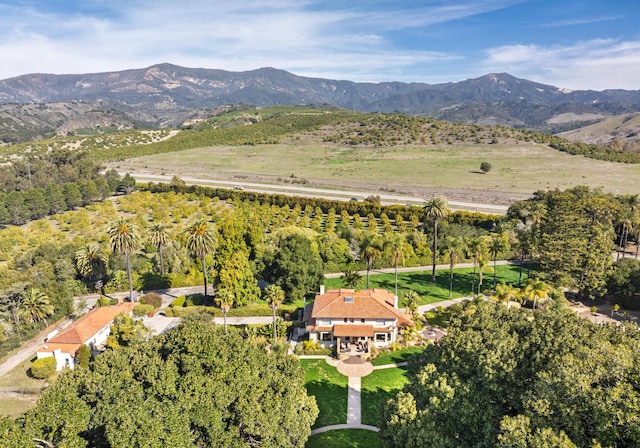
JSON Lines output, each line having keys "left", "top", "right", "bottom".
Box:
{"left": 1, "top": 63, "right": 639, "bottom": 143}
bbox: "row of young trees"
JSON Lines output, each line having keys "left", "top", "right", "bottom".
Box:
{"left": 0, "top": 148, "right": 135, "bottom": 225}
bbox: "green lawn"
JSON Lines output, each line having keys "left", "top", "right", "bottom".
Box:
{"left": 361, "top": 367, "right": 410, "bottom": 426}
{"left": 371, "top": 346, "right": 424, "bottom": 366}
{"left": 301, "top": 359, "right": 348, "bottom": 428}
{"left": 305, "top": 429, "right": 382, "bottom": 448}
{"left": 324, "top": 263, "right": 530, "bottom": 306}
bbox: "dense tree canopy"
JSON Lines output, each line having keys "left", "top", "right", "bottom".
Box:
{"left": 380, "top": 302, "right": 640, "bottom": 448}
{"left": 4, "top": 321, "right": 318, "bottom": 448}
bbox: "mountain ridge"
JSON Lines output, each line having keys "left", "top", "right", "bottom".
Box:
{"left": 1, "top": 63, "right": 639, "bottom": 144}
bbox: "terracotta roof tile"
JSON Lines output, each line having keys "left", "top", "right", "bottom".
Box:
{"left": 309, "top": 288, "right": 413, "bottom": 326}
{"left": 47, "top": 303, "right": 134, "bottom": 345}
{"left": 333, "top": 324, "right": 374, "bottom": 337}
{"left": 37, "top": 342, "right": 81, "bottom": 356}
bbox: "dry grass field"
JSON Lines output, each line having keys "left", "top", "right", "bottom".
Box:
{"left": 109, "top": 139, "right": 640, "bottom": 204}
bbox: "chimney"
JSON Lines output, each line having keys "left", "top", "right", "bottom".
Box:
{"left": 320, "top": 285, "right": 325, "bottom": 295}
{"left": 393, "top": 295, "right": 398, "bottom": 309}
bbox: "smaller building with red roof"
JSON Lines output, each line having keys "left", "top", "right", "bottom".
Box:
{"left": 37, "top": 302, "right": 134, "bottom": 371}
{"left": 302, "top": 288, "right": 414, "bottom": 351}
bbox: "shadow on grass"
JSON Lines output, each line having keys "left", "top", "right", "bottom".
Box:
{"left": 306, "top": 380, "right": 348, "bottom": 428}
{"left": 306, "top": 429, "right": 382, "bottom": 448}
{"left": 360, "top": 366, "right": 409, "bottom": 426}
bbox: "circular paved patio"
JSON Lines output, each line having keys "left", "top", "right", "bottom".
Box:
{"left": 336, "top": 355, "right": 374, "bottom": 377}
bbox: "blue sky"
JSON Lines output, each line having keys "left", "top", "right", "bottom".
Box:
{"left": 0, "top": 0, "right": 638, "bottom": 90}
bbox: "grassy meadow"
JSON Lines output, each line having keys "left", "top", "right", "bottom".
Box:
{"left": 109, "top": 139, "right": 640, "bottom": 198}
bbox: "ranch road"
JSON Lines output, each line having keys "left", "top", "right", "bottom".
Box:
{"left": 122, "top": 172, "right": 509, "bottom": 215}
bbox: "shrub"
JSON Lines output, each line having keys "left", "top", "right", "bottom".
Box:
{"left": 133, "top": 304, "right": 155, "bottom": 317}
{"left": 185, "top": 294, "right": 204, "bottom": 307}
{"left": 76, "top": 344, "right": 91, "bottom": 368}
{"left": 140, "top": 292, "right": 162, "bottom": 309}
{"left": 171, "top": 296, "right": 186, "bottom": 308}
{"left": 480, "top": 161, "right": 492, "bottom": 173}
{"left": 164, "top": 307, "right": 175, "bottom": 317}
{"left": 31, "top": 357, "right": 57, "bottom": 379}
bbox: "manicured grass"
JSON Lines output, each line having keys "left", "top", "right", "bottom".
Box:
{"left": 305, "top": 429, "right": 382, "bottom": 448}
{"left": 371, "top": 346, "right": 424, "bottom": 366}
{"left": 361, "top": 367, "right": 410, "bottom": 426}
{"left": 324, "top": 264, "right": 530, "bottom": 306}
{"left": 300, "top": 359, "right": 348, "bottom": 428}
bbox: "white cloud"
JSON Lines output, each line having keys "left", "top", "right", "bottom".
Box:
{"left": 481, "top": 39, "right": 640, "bottom": 90}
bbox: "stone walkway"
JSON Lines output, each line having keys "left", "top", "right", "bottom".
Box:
{"left": 308, "top": 355, "right": 408, "bottom": 436}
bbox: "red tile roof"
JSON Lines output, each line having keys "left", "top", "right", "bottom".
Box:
{"left": 45, "top": 303, "right": 134, "bottom": 345}
{"left": 307, "top": 288, "right": 414, "bottom": 326}
{"left": 333, "top": 324, "right": 374, "bottom": 337}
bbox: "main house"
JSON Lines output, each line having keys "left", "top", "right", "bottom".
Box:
{"left": 37, "top": 302, "right": 134, "bottom": 371}
{"left": 303, "top": 288, "right": 414, "bottom": 351}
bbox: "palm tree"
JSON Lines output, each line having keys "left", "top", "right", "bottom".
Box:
{"left": 214, "top": 288, "right": 234, "bottom": 334}
{"left": 490, "top": 232, "right": 510, "bottom": 290}
{"left": 466, "top": 236, "right": 487, "bottom": 294}
{"left": 489, "top": 282, "right": 519, "bottom": 306}
{"left": 359, "top": 232, "right": 382, "bottom": 289}
{"left": 446, "top": 237, "right": 465, "bottom": 299}
{"left": 385, "top": 233, "right": 405, "bottom": 297}
{"left": 184, "top": 218, "right": 217, "bottom": 297}
{"left": 342, "top": 266, "right": 362, "bottom": 289}
{"left": 74, "top": 243, "right": 108, "bottom": 287}
{"left": 423, "top": 197, "right": 451, "bottom": 282}
{"left": 403, "top": 290, "right": 420, "bottom": 323}
{"left": 523, "top": 279, "right": 551, "bottom": 310}
{"left": 19, "top": 288, "right": 54, "bottom": 325}
{"left": 108, "top": 218, "right": 141, "bottom": 301}
{"left": 478, "top": 256, "right": 488, "bottom": 295}
{"left": 146, "top": 223, "right": 170, "bottom": 276}
{"left": 618, "top": 195, "right": 639, "bottom": 260}
{"left": 264, "top": 284, "right": 284, "bottom": 344}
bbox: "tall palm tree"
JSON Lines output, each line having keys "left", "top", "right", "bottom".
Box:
{"left": 184, "top": 217, "right": 216, "bottom": 297}
{"left": 146, "top": 223, "right": 170, "bottom": 276}
{"left": 423, "top": 197, "right": 451, "bottom": 282}
{"left": 446, "top": 237, "right": 465, "bottom": 299}
{"left": 19, "top": 288, "right": 54, "bottom": 325}
{"left": 466, "top": 236, "right": 488, "bottom": 295}
{"left": 359, "top": 232, "right": 382, "bottom": 289}
{"left": 523, "top": 279, "right": 551, "bottom": 310}
{"left": 214, "top": 288, "right": 234, "bottom": 334}
{"left": 108, "top": 218, "right": 141, "bottom": 301}
{"left": 264, "top": 284, "right": 284, "bottom": 344}
{"left": 618, "top": 195, "right": 639, "bottom": 260}
{"left": 385, "top": 233, "right": 405, "bottom": 297}
{"left": 74, "top": 243, "right": 109, "bottom": 287}
{"left": 490, "top": 232, "right": 510, "bottom": 290}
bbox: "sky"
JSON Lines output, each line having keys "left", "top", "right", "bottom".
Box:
{"left": 0, "top": 0, "right": 638, "bottom": 90}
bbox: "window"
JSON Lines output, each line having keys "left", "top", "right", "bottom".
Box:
{"left": 350, "top": 318, "right": 354, "bottom": 323}
{"left": 318, "top": 319, "right": 330, "bottom": 326}
{"left": 320, "top": 332, "right": 333, "bottom": 342}
{"left": 344, "top": 296, "right": 354, "bottom": 303}
{"left": 361, "top": 318, "right": 365, "bottom": 323}
{"left": 344, "top": 318, "right": 348, "bottom": 323}
{"left": 375, "top": 319, "right": 386, "bottom": 326}
{"left": 375, "top": 333, "right": 387, "bottom": 342}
